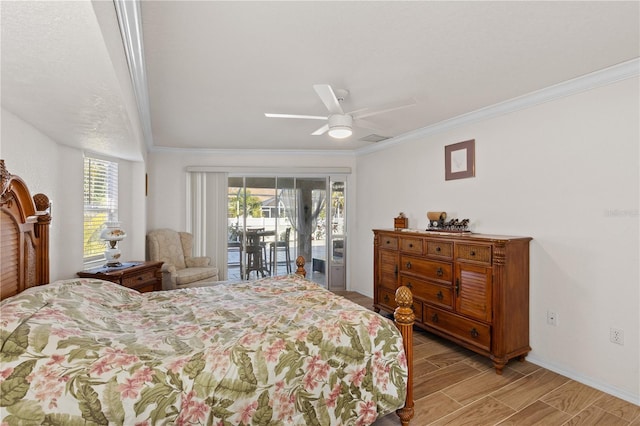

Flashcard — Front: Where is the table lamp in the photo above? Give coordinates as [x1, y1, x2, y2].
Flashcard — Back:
[100, 221, 126, 267]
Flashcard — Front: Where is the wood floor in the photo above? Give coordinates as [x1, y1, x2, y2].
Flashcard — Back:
[335, 291, 640, 426]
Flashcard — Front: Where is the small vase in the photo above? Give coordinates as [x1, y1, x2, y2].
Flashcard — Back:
[104, 242, 122, 267]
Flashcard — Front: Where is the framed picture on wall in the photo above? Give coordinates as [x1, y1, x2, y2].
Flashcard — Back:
[445, 139, 475, 180]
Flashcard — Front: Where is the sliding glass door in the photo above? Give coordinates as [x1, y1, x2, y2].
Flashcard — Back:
[226, 175, 346, 289]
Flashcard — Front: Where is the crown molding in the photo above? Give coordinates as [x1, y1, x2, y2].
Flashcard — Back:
[113, 0, 154, 150]
[356, 58, 640, 157]
[150, 145, 356, 157]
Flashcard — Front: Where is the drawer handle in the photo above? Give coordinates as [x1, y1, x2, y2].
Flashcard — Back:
[437, 290, 444, 301]
[384, 294, 390, 303]
[406, 282, 413, 289]
[410, 304, 416, 311]
[406, 261, 412, 269]
[431, 313, 439, 323]
[470, 250, 476, 256]
[470, 328, 479, 338]
[435, 246, 441, 252]
[409, 243, 413, 248]
[386, 240, 391, 245]
[137, 276, 144, 280]
[456, 278, 460, 296]
[436, 267, 443, 277]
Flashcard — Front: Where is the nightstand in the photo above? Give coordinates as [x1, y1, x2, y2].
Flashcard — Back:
[77, 261, 163, 293]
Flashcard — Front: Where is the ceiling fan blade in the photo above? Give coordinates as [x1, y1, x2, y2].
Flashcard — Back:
[311, 124, 329, 136]
[313, 84, 344, 115]
[351, 97, 417, 119]
[265, 113, 327, 120]
[354, 117, 384, 134]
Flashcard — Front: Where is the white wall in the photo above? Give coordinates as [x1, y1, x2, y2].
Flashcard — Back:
[352, 77, 639, 403]
[1, 109, 146, 279]
[2, 108, 71, 280]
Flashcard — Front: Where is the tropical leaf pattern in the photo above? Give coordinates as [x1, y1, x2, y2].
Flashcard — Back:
[0, 276, 407, 425]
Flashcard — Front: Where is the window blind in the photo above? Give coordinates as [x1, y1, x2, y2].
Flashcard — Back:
[83, 157, 118, 261]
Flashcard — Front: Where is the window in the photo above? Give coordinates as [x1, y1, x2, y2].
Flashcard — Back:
[83, 157, 118, 262]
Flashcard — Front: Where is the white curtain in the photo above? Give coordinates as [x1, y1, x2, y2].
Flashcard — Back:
[280, 188, 299, 234]
[186, 172, 206, 255]
[187, 172, 229, 280]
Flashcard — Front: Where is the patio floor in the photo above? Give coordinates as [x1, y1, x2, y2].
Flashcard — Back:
[227, 241, 327, 286]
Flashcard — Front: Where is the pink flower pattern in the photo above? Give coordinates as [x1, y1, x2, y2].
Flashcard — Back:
[176, 391, 210, 425]
[0, 367, 14, 381]
[237, 400, 258, 424]
[347, 366, 368, 388]
[264, 338, 286, 362]
[356, 400, 379, 426]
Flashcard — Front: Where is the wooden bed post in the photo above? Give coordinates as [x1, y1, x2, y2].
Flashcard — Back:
[33, 193, 52, 284]
[395, 285, 415, 425]
[295, 255, 307, 277]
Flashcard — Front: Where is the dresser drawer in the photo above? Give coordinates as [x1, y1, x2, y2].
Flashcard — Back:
[400, 255, 452, 284]
[134, 282, 158, 293]
[410, 300, 423, 322]
[377, 288, 396, 311]
[400, 276, 453, 309]
[426, 240, 453, 259]
[424, 306, 491, 351]
[379, 235, 398, 251]
[456, 243, 492, 265]
[123, 269, 157, 289]
[400, 237, 423, 254]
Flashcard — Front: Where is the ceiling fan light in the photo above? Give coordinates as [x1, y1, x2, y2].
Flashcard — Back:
[328, 126, 352, 139]
[327, 114, 353, 139]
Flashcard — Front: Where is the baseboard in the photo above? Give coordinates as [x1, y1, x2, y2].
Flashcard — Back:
[526, 354, 639, 406]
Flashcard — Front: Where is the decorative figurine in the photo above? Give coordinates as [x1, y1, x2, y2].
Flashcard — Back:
[394, 212, 408, 230]
[427, 213, 471, 233]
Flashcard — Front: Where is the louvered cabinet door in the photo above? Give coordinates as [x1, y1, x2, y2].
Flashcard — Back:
[378, 249, 399, 290]
[455, 263, 492, 323]
[373, 232, 399, 313]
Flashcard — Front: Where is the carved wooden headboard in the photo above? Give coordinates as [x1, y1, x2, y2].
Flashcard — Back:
[0, 160, 51, 301]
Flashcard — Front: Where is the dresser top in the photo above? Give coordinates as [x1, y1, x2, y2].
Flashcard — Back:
[373, 228, 532, 242]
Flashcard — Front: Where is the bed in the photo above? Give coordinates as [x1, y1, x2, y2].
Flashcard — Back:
[0, 160, 415, 425]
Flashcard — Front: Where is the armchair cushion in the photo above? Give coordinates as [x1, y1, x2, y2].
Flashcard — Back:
[185, 256, 211, 268]
[175, 267, 219, 286]
[147, 228, 219, 290]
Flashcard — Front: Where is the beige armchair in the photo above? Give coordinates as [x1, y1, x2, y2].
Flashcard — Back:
[147, 229, 219, 290]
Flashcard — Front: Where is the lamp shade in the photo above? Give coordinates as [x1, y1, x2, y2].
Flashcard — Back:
[100, 221, 126, 241]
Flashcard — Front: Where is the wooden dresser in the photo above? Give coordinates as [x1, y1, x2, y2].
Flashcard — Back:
[373, 229, 532, 373]
[77, 261, 163, 293]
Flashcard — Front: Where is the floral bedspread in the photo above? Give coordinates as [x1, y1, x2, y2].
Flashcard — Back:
[0, 275, 407, 425]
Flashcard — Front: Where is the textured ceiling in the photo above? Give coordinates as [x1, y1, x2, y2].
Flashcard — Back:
[1, 1, 144, 160]
[2, 1, 639, 157]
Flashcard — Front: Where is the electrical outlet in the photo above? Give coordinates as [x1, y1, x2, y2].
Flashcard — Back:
[546, 310, 557, 326]
[610, 328, 624, 345]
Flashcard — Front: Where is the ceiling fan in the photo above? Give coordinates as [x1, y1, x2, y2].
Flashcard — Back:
[265, 84, 416, 139]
